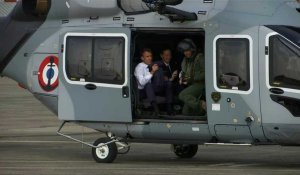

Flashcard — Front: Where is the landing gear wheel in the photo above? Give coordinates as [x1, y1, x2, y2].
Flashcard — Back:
[92, 138, 118, 163]
[172, 144, 198, 158]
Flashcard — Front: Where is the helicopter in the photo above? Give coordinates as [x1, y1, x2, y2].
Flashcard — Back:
[0, 0, 300, 163]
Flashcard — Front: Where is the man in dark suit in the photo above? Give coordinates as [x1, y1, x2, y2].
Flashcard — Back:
[153, 48, 179, 85]
[150, 48, 179, 115]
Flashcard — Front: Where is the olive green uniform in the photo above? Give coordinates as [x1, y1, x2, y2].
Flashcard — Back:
[179, 53, 205, 116]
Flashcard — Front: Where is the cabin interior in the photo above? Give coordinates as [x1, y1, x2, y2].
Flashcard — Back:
[131, 29, 207, 121]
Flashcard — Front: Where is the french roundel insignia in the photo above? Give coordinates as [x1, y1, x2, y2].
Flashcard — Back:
[38, 56, 59, 92]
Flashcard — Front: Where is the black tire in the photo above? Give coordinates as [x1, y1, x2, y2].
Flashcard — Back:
[172, 144, 198, 158]
[92, 138, 118, 163]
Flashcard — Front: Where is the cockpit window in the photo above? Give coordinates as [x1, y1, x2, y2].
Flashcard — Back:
[287, 26, 300, 46]
[266, 25, 300, 48]
[269, 35, 300, 90]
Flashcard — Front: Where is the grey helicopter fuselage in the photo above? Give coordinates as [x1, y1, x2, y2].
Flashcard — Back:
[1, 0, 300, 148]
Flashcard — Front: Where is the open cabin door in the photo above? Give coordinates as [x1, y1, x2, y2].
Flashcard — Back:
[58, 28, 132, 122]
[259, 26, 300, 144]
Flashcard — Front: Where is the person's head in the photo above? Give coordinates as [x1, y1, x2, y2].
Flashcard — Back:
[177, 38, 197, 58]
[141, 48, 153, 65]
[183, 50, 193, 58]
[160, 48, 172, 64]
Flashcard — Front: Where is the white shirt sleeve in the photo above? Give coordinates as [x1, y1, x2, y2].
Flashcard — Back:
[134, 64, 153, 88]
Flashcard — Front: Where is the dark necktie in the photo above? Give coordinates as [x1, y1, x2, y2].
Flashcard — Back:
[148, 65, 152, 72]
[167, 65, 171, 74]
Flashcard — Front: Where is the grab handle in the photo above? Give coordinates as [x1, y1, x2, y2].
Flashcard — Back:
[269, 88, 284, 95]
[85, 84, 97, 90]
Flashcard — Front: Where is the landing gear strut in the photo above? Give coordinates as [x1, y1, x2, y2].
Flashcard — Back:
[57, 122, 129, 163]
[172, 144, 198, 158]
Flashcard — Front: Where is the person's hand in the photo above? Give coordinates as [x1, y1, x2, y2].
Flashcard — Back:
[179, 77, 184, 85]
[179, 77, 188, 85]
[172, 70, 178, 78]
[151, 64, 159, 74]
[200, 100, 207, 112]
[170, 70, 178, 81]
[180, 76, 188, 85]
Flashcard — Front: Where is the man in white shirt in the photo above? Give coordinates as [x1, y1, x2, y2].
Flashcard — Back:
[134, 48, 173, 116]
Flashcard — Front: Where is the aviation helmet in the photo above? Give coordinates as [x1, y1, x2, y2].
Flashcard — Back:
[177, 38, 197, 54]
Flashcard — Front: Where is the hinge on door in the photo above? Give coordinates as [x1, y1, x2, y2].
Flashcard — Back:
[265, 46, 269, 55]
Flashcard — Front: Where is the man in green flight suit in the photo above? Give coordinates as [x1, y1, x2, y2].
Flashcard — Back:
[177, 39, 206, 116]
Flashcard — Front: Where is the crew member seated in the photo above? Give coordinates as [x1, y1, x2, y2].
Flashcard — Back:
[134, 48, 173, 116]
[177, 39, 206, 116]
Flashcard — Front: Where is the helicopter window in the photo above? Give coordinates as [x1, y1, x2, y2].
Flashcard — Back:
[266, 26, 300, 48]
[66, 37, 93, 80]
[65, 36, 125, 85]
[216, 38, 250, 91]
[269, 35, 300, 90]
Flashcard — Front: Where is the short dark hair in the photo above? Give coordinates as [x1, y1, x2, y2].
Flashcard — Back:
[140, 48, 152, 56]
[160, 48, 171, 55]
